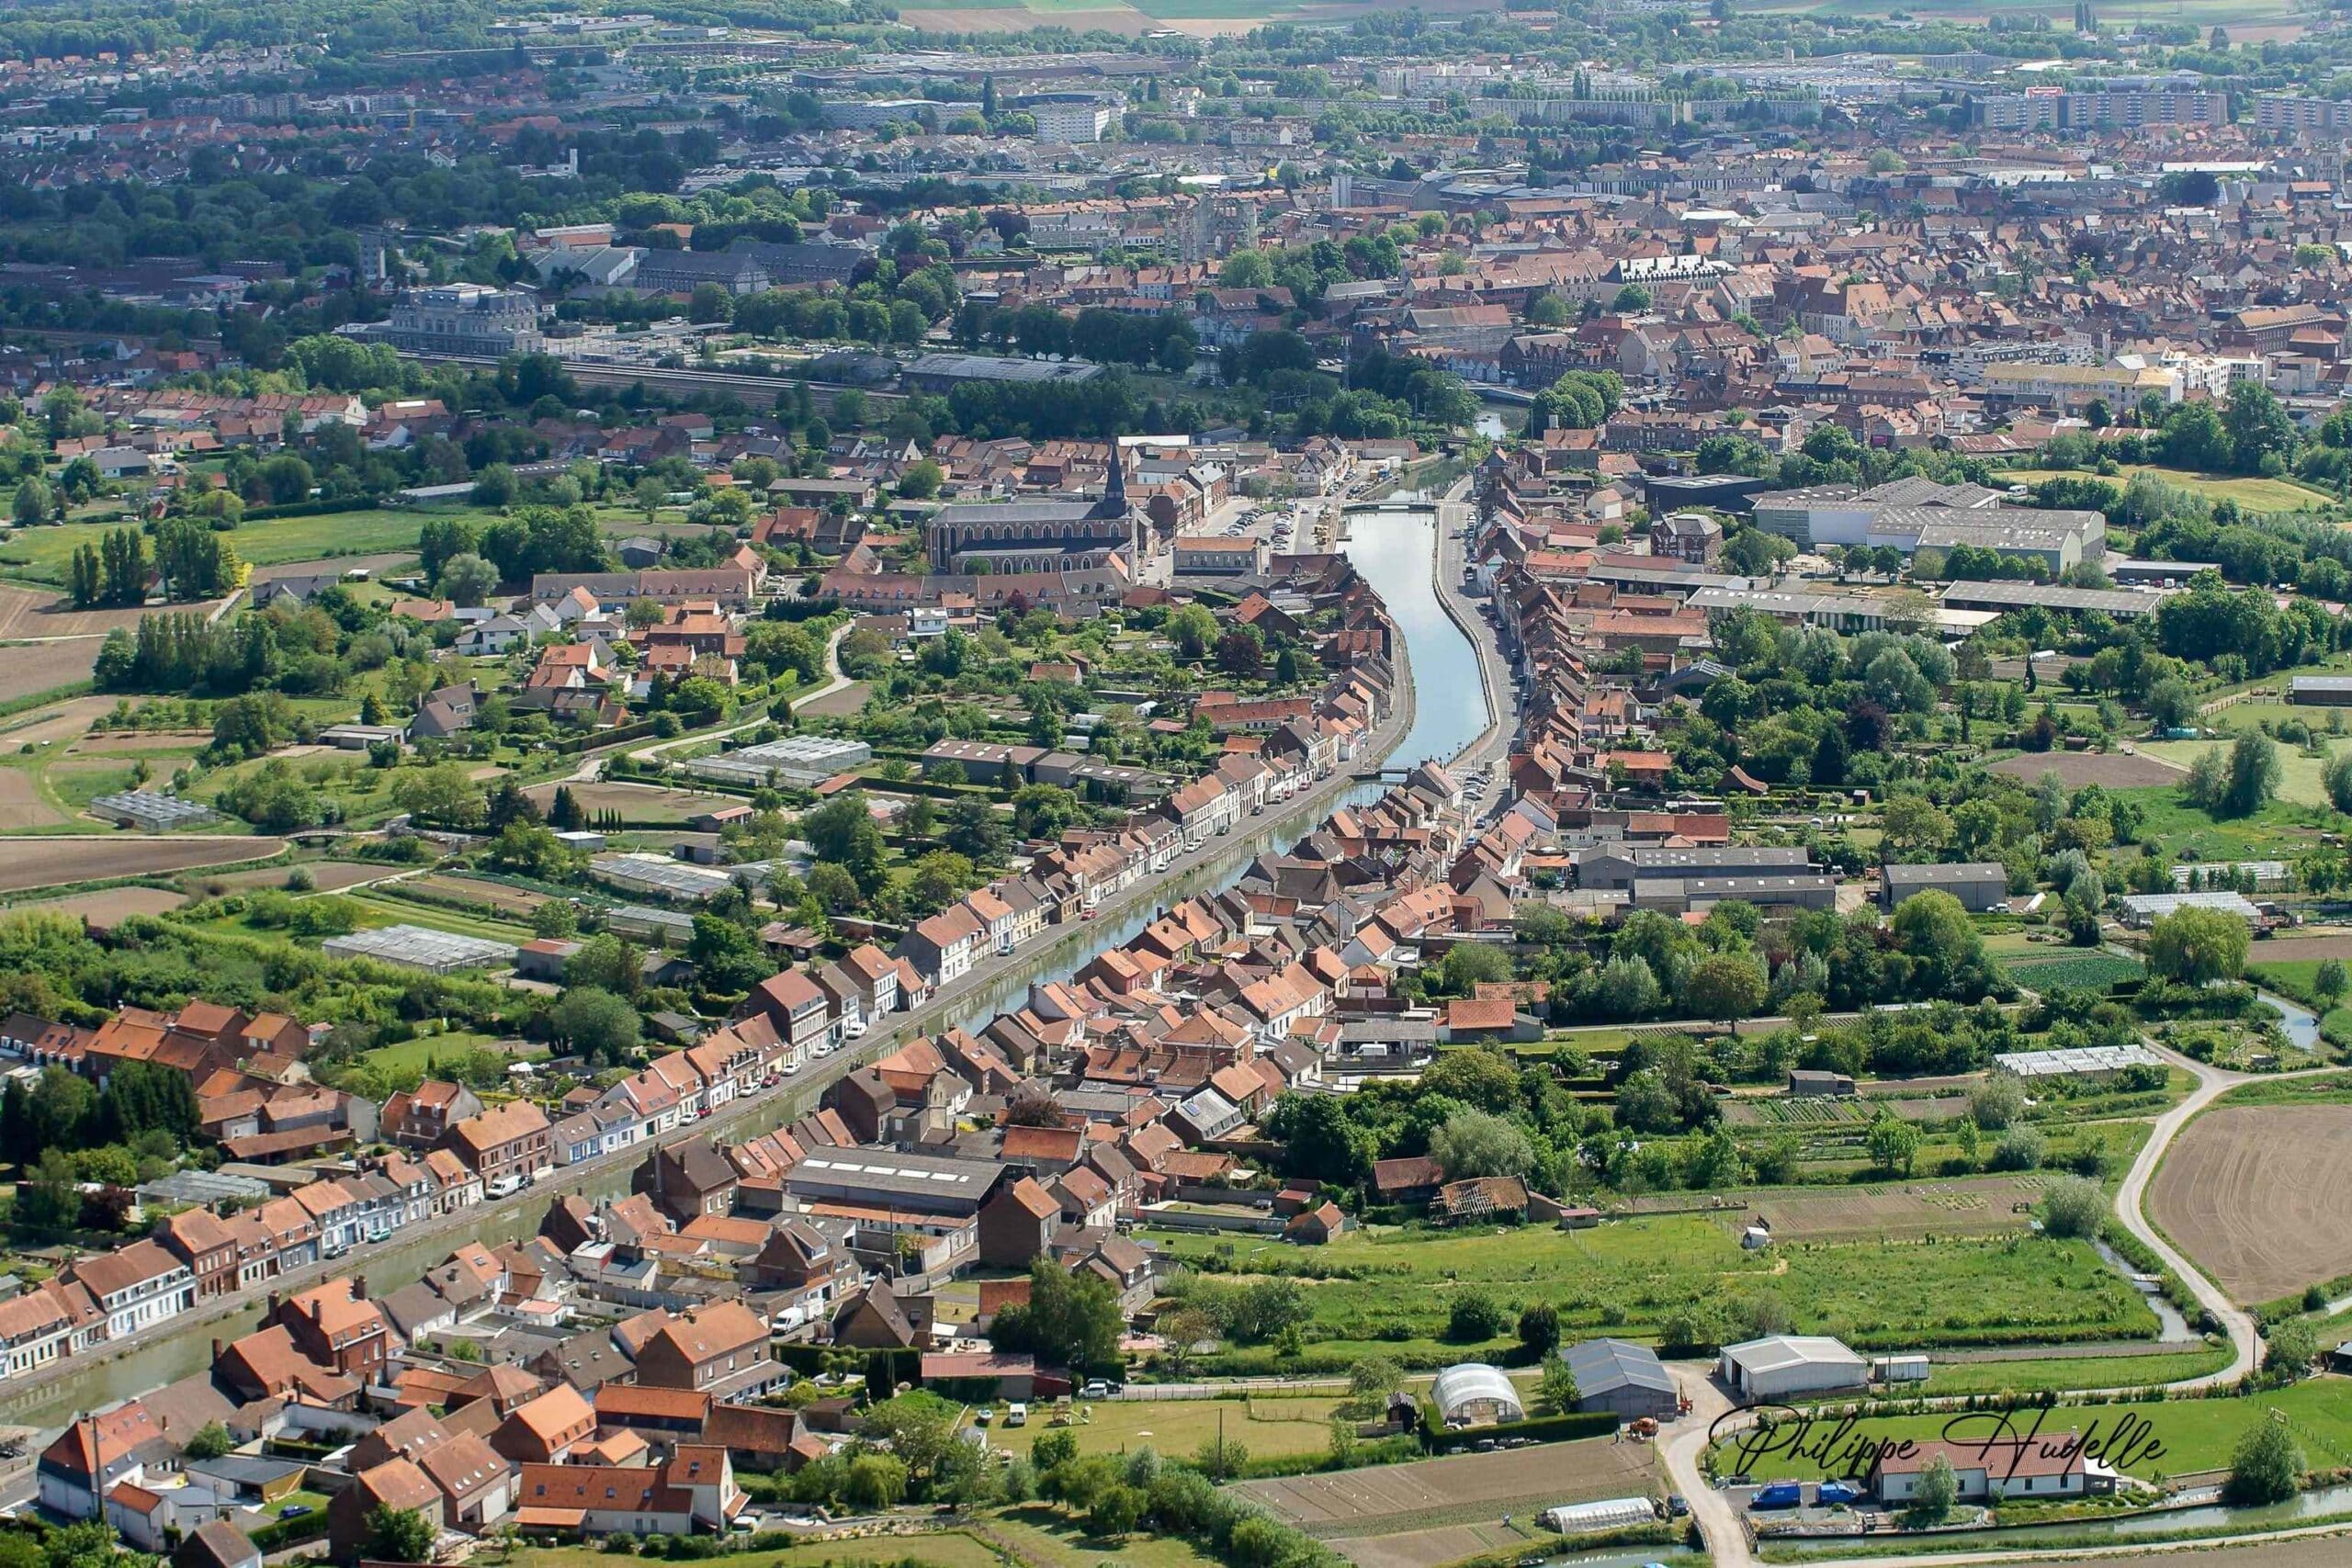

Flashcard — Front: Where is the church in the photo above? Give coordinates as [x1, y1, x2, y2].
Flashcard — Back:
[924, 443, 1157, 577]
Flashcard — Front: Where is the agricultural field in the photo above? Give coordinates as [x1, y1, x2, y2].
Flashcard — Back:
[1740, 1177, 2051, 1244]
[0, 510, 428, 590]
[0, 768, 65, 830]
[2111, 786, 2341, 864]
[2005, 952, 2147, 992]
[0, 835, 280, 893]
[979, 1506, 1224, 1568]
[1239, 1437, 1659, 1540]
[1712, 1380, 2352, 1484]
[398, 874, 551, 920]
[1988, 750, 2182, 791]
[1722, 1094, 1967, 1128]
[520, 779, 725, 822]
[2, 885, 188, 924]
[1146, 1212, 2159, 1360]
[0, 640, 100, 705]
[973, 1393, 1345, 1463]
[187, 860, 382, 895]
[0, 583, 203, 639]
[2147, 1103, 2352, 1304]
[0, 696, 115, 747]
[2000, 464, 2335, 514]
[1326, 1517, 1562, 1568]
[2248, 934, 2352, 964]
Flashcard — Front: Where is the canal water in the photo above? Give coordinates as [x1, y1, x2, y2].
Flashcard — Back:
[1, 510, 1498, 1437]
[1340, 506, 1491, 772]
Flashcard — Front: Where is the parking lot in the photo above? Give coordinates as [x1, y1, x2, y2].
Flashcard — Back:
[1720, 1476, 1887, 1529]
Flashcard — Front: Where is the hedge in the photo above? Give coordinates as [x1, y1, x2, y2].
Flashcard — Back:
[1419, 1406, 1618, 1454]
[244, 1509, 331, 1551]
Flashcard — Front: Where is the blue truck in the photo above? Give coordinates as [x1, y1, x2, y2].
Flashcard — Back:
[1748, 1482, 1804, 1511]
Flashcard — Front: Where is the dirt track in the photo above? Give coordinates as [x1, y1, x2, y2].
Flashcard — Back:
[2148, 1103, 2352, 1303]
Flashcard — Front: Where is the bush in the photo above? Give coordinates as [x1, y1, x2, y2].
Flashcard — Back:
[1447, 1290, 1509, 1343]
[1989, 1125, 2047, 1171]
[2040, 1175, 2106, 1238]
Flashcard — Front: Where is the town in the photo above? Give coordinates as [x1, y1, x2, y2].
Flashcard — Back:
[5, 2, 2352, 1568]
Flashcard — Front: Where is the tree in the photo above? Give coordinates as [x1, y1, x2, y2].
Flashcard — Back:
[2146, 905, 2249, 987]
[1088, 1483, 1145, 1540]
[366, 1506, 438, 1562]
[439, 552, 499, 606]
[1518, 1302, 1560, 1358]
[183, 1423, 234, 1461]
[11, 477, 50, 528]
[1167, 604, 1217, 662]
[1446, 1289, 1508, 1342]
[1683, 953, 1765, 1027]
[1346, 1356, 1404, 1415]
[990, 1255, 1124, 1377]
[898, 458, 943, 499]
[687, 914, 769, 994]
[1428, 1108, 1535, 1179]
[2264, 1317, 2318, 1382]
[2224, 1419, 2304, 1506]
[2146, 677, 2195, 732]
[1968, 1075, 2024, 1130]
[1908, 1455, 1959, 1524]
[2317, 959, 2348, 1011]
[1865, 1112, 1920, 1177]
[548, 986, 639, 1065]
[15, 1146, 77, 1233]
[1537, 1356, 1581, 1414]
[843, 1453, 909, 1509]
[2041, 1174, 2107, 1238]
[2222, 733, 2282, 817]
[2327, 752, 2352, 815]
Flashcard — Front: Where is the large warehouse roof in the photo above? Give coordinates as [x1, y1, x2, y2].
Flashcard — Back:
[1563, 1337, 1676, 1397]
[1721, 1336, 1864, 1377]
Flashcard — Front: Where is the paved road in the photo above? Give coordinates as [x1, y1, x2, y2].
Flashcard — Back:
[6, 542, 1423, 1425]
[1658, 1036, 2334, 1566]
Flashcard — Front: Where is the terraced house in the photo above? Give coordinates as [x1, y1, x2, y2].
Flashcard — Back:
[71, 1239, 195, 1339]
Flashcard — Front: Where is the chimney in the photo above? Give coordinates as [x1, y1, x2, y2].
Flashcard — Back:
[266, 1291, 280, 1317]
[355, 1274, 368, 1300]
[311, 1299, 323, 1325]
[211, 1338, 222, 1361]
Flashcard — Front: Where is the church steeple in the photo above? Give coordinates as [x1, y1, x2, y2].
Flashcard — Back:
[1093, 438, 1128, 519]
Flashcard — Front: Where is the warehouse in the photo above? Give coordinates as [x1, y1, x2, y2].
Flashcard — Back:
[2290, 674, 2352, 706]
[685, 736, 871, 787]
[1881, 861, 2007, 912]
[591, 853, 773, 903]
[1718, 1335, 1868, 1402]
[2114, 890, 2262, 929]
[322, 924, 518, 975]
[1561, 1338, 1680, 1423]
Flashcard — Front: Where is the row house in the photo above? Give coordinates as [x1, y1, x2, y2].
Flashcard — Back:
[0, 1288, 74, 1381]
[69, 1239, 194, 1340]
[899, 903, 986, 988]
[1162, 772, 1242, 849]
[444, 1099, 556, 1189]
[744, 970, 832, 1065]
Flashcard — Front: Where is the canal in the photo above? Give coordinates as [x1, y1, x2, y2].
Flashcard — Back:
[1340, 505, 1493, 772]
[1, 507, 1497, 1438]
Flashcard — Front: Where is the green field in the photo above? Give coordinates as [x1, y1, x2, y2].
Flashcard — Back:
[973, 1394, 1345, 1463]
[0, 509, 435, 588]
[2006, 952, 2146, 992]
[2003, 464, 2335, 516]
[515, 1536, 1010, 1568]
[1148, 1213, 2159, 1366]
[2143, 735, 2352, 810]
[1904, 1346, 2234, 1398]
[2113, 785, 2340, 863]
[356, 1031, 516, 1077]
[1713, 1380, 2352, 1484]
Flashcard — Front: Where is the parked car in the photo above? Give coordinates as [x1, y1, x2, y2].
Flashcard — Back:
[1081, 1380, 1115, 1399]
[1816, 1481, 1862, 1506]
[1005, 1403, 1027, 1427]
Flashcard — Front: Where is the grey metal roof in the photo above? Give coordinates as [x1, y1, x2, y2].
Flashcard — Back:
[1564, 1337, 1676, 1397]
[1883, 861, 2004, 885]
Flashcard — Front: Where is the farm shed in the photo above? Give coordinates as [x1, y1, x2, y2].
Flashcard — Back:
[1718, 1336, 1868, 1401]
[1881, 861, 2007, 912]
[1430, 1363, 1524, 1427]
[1561, 1338, 1679, 1423]
[2290, 674, 2352, 705]
[321, 924, 517, 974]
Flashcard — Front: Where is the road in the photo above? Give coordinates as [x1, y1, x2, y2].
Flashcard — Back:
[1429, 478, 1517, 778]
[4, 578, 1420, 1430]
[1658, 1036, 2326, 1567]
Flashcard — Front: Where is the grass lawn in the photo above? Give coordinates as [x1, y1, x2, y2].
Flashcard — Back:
[1712, 1380, 2352, 1483]
[1148, 1213, 2158, 1367]
[2142, 736, 2352, 810]
[973, 1394, 1344, 1463]
[984, 1504, 1224, 1568]
[357, 1031, 515, 1077]
[0, 509, 435, 589]
[2003, 464, 2335, 515]
[2110, 785, 2339, 863]
[1901, 1346, 2234, 1398]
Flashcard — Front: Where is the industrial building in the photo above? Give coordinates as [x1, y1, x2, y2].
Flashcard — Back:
[1881, 862, 2007, 912]
[375, 284, 544, 357]
[1560, 1338, 1680, 1423]
[684, 736, 872, 787]
[1718, 1335, 1869, 1401]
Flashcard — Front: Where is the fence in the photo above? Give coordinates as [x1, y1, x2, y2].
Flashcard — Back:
[1113, 1377, 1351, 1400]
